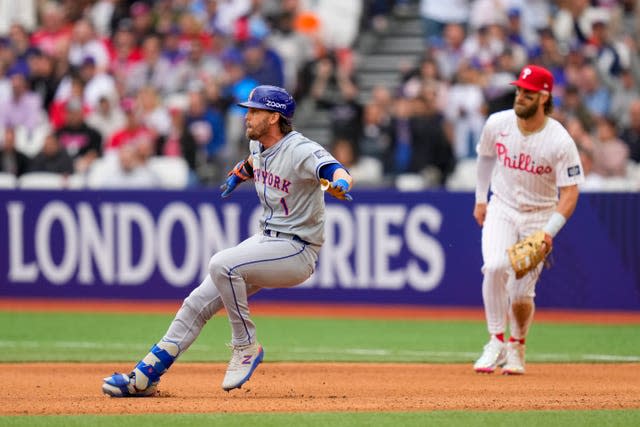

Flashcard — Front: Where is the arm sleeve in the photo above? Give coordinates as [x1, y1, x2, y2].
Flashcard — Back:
[475, 155, 496, 203]
[319, 162, 348, 181]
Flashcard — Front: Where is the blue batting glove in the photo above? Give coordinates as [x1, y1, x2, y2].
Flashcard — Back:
[320, 178, 353, 201]
[220, 174, 242, 198]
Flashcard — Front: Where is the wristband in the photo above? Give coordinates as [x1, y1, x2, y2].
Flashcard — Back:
[542, 212, 566, 237]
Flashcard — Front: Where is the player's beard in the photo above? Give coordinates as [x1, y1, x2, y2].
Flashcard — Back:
[514, 101, 539, 119]
[246, 117, 269, 140]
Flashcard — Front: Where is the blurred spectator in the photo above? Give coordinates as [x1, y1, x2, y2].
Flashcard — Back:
[591, 115, 629, 178]
[359, 85, 394, 160]
[109, 24, 143, 87]
[469, 0, 508, 31]
[156, 106, 198, 186]
[8, 24, 35, 74]
[49, 75, 91, 130]
[106, 97, 155, 152]
[219, 48, 258, 164]
[310, 52, 362, 148]
[483, 49, 518, 115]
[407, 84, 455, 186]
[28, 132, 74, 175]
[173, 37, 223, 93]
[0, 69, 46, 132]
[242, 37, 284, 87]
[619, 99, 640, 163]
[579, 64, 611, 119]
[0, 127, 30, 177]
[461, 25, 504, 70]
[86, 96, 127, 144]
[30, 1, 72, 57]
[552, 0, 595, 49]
[0, 0, 36, 35]
[584, 8, 627, 81]
[78, 55, 119, 110]
[185, 84, 226, 184]
[27, 49, 59, 111]
[444, 61, 486, 159]
[557, 84, 595, 134]
[313, 0, 363, 56]
[55, 97, 102, 173]
[610, 68, 640, 129]
[97, 143, 160, 188]
[137, 85, 171, 137]
[577, 143, 606, 192]
[126, 34, 176, 96]
[432, 23, 466, 82]
[385, 97, 413, 175]
[331, 137, 383, 186]
[400, 56, 449, 113]
[233, 0, 271, 43]
[267, 10, 314, 94]
[68, 18, 110, 73]
[419, 0, 469, 46]
[88, 0, 117, 38]
[129, 1, 155, 43]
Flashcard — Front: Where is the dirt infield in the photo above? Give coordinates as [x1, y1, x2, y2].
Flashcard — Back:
[1, 362, 640, 415]
[2, 299, 640, 415]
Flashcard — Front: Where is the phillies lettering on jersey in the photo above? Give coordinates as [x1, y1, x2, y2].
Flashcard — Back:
[253, 168, 291, 193]
[477, 109, 584, 211]
[496, 143, 553, 175]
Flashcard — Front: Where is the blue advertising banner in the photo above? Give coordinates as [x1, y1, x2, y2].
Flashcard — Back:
[0, 189, 639, 310]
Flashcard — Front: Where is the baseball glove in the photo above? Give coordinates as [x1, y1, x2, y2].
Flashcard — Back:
[507, 230, 551, 279]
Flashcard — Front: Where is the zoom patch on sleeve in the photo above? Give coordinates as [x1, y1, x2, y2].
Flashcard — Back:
[314, 149, 330, 159]
[567, 165, 581, 177]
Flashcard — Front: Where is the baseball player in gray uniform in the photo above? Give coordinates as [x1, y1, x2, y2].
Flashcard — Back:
[102, 85, 353, 396]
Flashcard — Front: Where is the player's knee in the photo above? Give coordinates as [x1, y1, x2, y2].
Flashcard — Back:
[482, 259, 510, 280]
[208, 253, 232, 281]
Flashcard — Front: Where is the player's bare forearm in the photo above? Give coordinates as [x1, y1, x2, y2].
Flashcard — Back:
[332, 168, 353, 190]
[556, 184, 579, 219]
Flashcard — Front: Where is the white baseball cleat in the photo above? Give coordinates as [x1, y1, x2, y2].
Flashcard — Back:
[473, 336, 507, 373]
[502, 341, 526, 375]
[221, 342, 264, 391]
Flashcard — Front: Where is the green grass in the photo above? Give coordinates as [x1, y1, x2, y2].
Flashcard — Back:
[1, 410, 639, 427]
[0, 311, 639, 363]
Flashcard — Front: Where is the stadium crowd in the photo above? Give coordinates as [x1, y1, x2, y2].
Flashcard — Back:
[0, 0, 639, 191]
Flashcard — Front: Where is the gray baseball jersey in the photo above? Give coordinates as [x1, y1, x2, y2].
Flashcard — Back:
[159, 131, 340, 351]
[250, 130, 337, 246]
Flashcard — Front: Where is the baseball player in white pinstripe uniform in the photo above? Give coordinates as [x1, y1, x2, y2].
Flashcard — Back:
[102, 85, 354, 396]
[472, 65, 584, 375]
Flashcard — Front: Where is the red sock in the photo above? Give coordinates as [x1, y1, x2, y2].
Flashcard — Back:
[494, 333, 505, 342]
[509, 337, 525, 344]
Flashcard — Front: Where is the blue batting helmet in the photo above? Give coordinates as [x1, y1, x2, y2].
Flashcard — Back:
[237, 85, 295, 119]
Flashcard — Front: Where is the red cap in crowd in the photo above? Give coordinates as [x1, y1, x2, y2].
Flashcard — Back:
[510, 65, 553, 93]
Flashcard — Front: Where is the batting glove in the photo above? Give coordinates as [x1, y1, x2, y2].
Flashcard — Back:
[220, 174, 242, 198]
[320, 178, 353, 201]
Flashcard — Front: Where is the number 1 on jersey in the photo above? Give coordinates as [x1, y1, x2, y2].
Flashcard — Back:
[280, 197, 289, 215]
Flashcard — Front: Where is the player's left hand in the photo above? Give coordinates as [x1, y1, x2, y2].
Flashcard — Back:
[220, 174, 242, 198]
[320, 178, 353, 201]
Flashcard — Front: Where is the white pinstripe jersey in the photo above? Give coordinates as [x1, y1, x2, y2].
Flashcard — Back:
[249, 131, 338, 245]
[477, 109, 584, 211]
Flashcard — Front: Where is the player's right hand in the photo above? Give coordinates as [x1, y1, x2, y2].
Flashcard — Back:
[320, 178, 353, 201]
[220, 174, 242, 198]
[473, 203, 487, 227]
